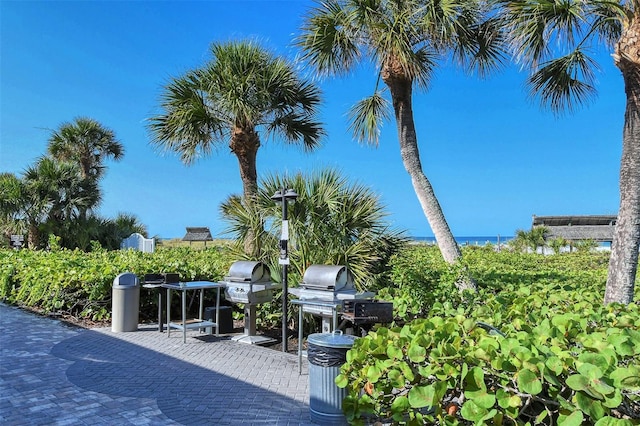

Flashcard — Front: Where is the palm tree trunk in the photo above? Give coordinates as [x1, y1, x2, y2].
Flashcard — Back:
[230, 127, 261, 256]
[27, 221, 40, 249]
[382, 63, 475, 291]
[605, 23, 640, 305]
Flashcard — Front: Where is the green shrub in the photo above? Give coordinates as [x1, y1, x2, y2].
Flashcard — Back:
[339, 246, 640, 424]
[0, 246, 234, 321]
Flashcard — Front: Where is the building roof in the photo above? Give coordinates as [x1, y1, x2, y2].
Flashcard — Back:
[532, 215, 617, 227]
[532, 215, 616, 242]
[182, 227, 213, 242]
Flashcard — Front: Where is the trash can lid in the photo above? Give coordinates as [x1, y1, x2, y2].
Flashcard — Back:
[307, 331, 357, 348]
[113, 273, 139, 287]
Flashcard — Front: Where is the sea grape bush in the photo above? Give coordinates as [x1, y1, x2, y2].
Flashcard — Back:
[338, 304, 640, 424]
[0, 246, 233, 320]
[341, 246, 640, 424]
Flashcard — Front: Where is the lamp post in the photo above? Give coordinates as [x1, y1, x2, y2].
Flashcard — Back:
[271, 188, 298, 353]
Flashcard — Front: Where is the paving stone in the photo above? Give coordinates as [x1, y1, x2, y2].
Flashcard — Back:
[0, 303, 325, 425]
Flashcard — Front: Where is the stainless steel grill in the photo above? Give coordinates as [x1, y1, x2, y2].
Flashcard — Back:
[218, 261, 280, 345]
[291, 265, 374, 333]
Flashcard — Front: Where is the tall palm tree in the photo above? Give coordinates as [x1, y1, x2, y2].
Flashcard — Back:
[148, 39, 325, 255]
[297, 0, 507, 290]
[497, 0, 638, 304]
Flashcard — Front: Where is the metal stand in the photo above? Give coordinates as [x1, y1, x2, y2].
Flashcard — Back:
[231, 304, 276, 345]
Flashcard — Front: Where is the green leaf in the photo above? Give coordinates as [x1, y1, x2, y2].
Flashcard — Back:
[466, 366, 486, 390]
[602, 389, 622, 409]
[566, 374, 589, 391]
[496, 388, 521, 409]
[465, 387, 496, 409]
[335, 373, 348, 388]
[576, 391, 605, 419]
[536, 410, 548, 424]
[399, 361, 415, 382]
[460, 400, 488, 422]
[577, 362, 604, 380]
[610, 366, 640, 390]
[545, 356, 564, 375]
[517, 368, 543, 395]
[408, 343, 426, 363]
[595, 416, 636, 426]
[591, 378, 615, 397]
[391, 395, 410, 414]
[408, 384, 437, 408]
[366, 365, 382, 383]
[387, 345, 403, 360]
[388, 369, 405, 388]
[558, 411, 584, 426]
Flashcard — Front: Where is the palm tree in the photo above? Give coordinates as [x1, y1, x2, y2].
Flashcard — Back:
[220, 168, 408, 288]
[297, 0, 507, 291]
[47, 117, 122, 221]
[48, 117, 124, 181]
[0, 173, 27, 246]
[22, 157, 101, 249]
[148, 39, 325, 255]
[497, 0, 638, 304]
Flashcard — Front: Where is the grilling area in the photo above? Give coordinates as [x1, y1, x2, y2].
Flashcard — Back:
[138, 262, 393, 350]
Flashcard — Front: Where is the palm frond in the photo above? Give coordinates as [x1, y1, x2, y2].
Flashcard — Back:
[452, 16, 509, 78]
[148, 71, 227, 165]
[267, 112, 325, 151]
[296, 0, 362, 76]
[588, 0, 625, 49]
[347, 91, 391, 146]
[527, 49, 599, 114]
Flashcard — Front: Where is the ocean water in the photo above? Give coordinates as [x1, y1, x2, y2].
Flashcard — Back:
[412, 236, 514, 246]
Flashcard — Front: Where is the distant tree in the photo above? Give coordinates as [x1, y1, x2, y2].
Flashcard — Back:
[297, 0, 507, 291]
[22, 157, 101, 248]
[0, 173, 27, 246]
[47, 117, 123, 221]
[48, 117, 124, 181]
[148, 40, 325, 256]
[510, 226, 549, 253]
[548, 236, 569, 254]
[574, 238, 599, 254]
[497, 0, 638, 304]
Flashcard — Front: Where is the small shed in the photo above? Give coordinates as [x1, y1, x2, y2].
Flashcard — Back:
[182, 227, 214, 247]
[532, 215, 616, 243]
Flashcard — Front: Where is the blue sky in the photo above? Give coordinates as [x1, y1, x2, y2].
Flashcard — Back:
[1, 0, 625, 239]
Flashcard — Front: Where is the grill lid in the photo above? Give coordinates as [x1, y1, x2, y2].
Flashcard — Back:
[301, 265, 353, 291]
[224, 261, 272, 283]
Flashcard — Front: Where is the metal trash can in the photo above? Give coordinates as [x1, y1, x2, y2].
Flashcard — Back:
[308, 331, 357, 425]
[111, 272, 140, 332]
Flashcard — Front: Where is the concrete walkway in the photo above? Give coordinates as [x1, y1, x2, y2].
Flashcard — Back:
[0, 303, 313, 425]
